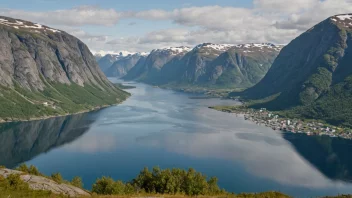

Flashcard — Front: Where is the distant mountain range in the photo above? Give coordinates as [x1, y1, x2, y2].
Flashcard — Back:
[98, 44, 283, 89]
[237, 14, 352, 127]
[0, 16, 129, 121]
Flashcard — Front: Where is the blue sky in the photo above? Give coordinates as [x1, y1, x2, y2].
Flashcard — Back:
[0, 0, 350, 54]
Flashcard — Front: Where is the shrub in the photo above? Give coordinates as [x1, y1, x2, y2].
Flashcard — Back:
[16, 164, 29, 173]
[51, 173, 63, 184]
[28, 165, 41, 176]
[6, 174, 29, 190]
[71, 176, 83, 188]
[92, 176, 117, 195]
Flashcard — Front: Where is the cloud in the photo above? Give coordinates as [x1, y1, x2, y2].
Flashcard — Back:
[3, 1, 350, 52]
[0, 5, 119, 26]
[69, 29, 108, 42]
[274, 0, 352, 30]
[253, 0, 318, 13]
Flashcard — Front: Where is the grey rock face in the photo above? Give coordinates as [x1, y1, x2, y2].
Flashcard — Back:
[0, 16, 114, 91]
[123, 47, 191, 82]
[97, 54, 121, 72]
[0, 168, 91, 197]
[123, 43, 282, 88]
[105, 53, 146, 78]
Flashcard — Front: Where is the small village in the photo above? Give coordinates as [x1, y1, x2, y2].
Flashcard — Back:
[222, 107, 352, 139]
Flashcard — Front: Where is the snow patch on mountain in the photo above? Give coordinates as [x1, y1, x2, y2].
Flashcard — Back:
[152, 46, 191, 55]
[195, 43, 234, 51]
[336, 14, 352, 21]
[0, 17, 60, 33]
[331, 14, 352, 28]
[234, 43, 284, 52]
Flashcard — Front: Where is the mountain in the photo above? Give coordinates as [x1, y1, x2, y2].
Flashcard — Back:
[123, 43, 282, 89]
[105, 53, 148, 78]
[177, 43, 282, 88]
[0, 16, 129, 121]
[97, 54, 121, 72]
[96, 51, 139, 72]
[123, 46, 191, 82]
[167, 43, 235, 84]
[239, 14, 352, 127]
[94, 54, 103, 62]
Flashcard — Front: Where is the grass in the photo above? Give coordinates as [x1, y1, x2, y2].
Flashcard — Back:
[0, 81, 130, 121]
[114, 83, 136, 90]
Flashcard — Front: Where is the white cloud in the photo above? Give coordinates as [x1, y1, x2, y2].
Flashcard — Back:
[253, 0, 318, 13]
[2, 0, 351, 52]
[0, 6, 119, 26]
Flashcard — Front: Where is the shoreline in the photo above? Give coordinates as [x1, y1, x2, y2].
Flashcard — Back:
[0, 98, 128, 124]
[210, 106, 352, 140]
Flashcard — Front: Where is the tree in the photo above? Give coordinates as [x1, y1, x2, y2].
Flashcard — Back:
[71, 176, 83, 188]
[51, 173, 63, 183]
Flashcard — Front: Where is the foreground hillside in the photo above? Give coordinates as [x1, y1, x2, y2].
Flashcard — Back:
[0, 165, 291, 198]
[236, 14, 352, 127]
[0, 16, 129, 121]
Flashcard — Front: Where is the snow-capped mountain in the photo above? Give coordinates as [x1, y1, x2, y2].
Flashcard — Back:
[122, 43, 283, 88]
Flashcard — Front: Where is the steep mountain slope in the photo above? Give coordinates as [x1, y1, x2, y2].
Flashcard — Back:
[152, 43, 282, 88]
[97, 54, 121, 72]
[0, 16, 129, 121]
[123, 46, 191, 82]
[177, 43, 234, 83]
[198, 43, 282, 88]
[94, 54, 103, 62]
[105, 53, 148, 78]
[239, 14, 352, 127]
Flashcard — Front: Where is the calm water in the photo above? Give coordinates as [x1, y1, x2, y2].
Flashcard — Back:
[1, 80, 352, 197]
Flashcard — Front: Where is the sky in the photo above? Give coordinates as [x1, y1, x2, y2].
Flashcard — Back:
[0, 0, 351, 54]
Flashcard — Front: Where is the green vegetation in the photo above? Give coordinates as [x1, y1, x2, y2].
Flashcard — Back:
[0, 81, 130, 122]
[114, 83, 136, 90]
[51, 173, 64, 184]
[1, 165, 294, 198]
[71, 176, 83, 188]
[0, 173, 66, 198]
[93, 167, 226, 196]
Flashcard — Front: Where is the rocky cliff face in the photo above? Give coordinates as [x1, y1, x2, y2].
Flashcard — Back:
[0, 16, 129, 121]
[123, 46, 191, 82]
[97, 54, 121, 72]
[123, 43, 282, 89]
[105, 53, 147, 78]
[204, 43, 283, 88]
[240, 14, 352, 127]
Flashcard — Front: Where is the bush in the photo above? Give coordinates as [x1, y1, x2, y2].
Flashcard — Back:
[16, 164, 29, 173]
[71, 176, 83, 188]
[28, 165, 41, 176]
[92, 176, 118, 195]
[51, 173, 63, 184]
[92, 167, 226, 196]
[6, 174, 29, 190]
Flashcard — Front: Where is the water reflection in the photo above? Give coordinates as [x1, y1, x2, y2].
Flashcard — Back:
[0, 113, 94, 168]
[1, 81, 352, 197]
[283, 133, 352, 182]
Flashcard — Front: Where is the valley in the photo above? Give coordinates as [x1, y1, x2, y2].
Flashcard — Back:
[0, 3, 352, 197]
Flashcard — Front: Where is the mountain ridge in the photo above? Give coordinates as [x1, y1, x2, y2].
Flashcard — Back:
[237, 14, 352, 127]
[0, 16, 129, 121]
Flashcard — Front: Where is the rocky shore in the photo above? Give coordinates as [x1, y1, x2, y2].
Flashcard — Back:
[0, 168, 90, 197]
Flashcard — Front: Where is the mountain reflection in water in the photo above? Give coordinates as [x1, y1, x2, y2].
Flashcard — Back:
[1, 81, 352, 197]
[0, 113, 94, 168]
[283, 132, 352, 182]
